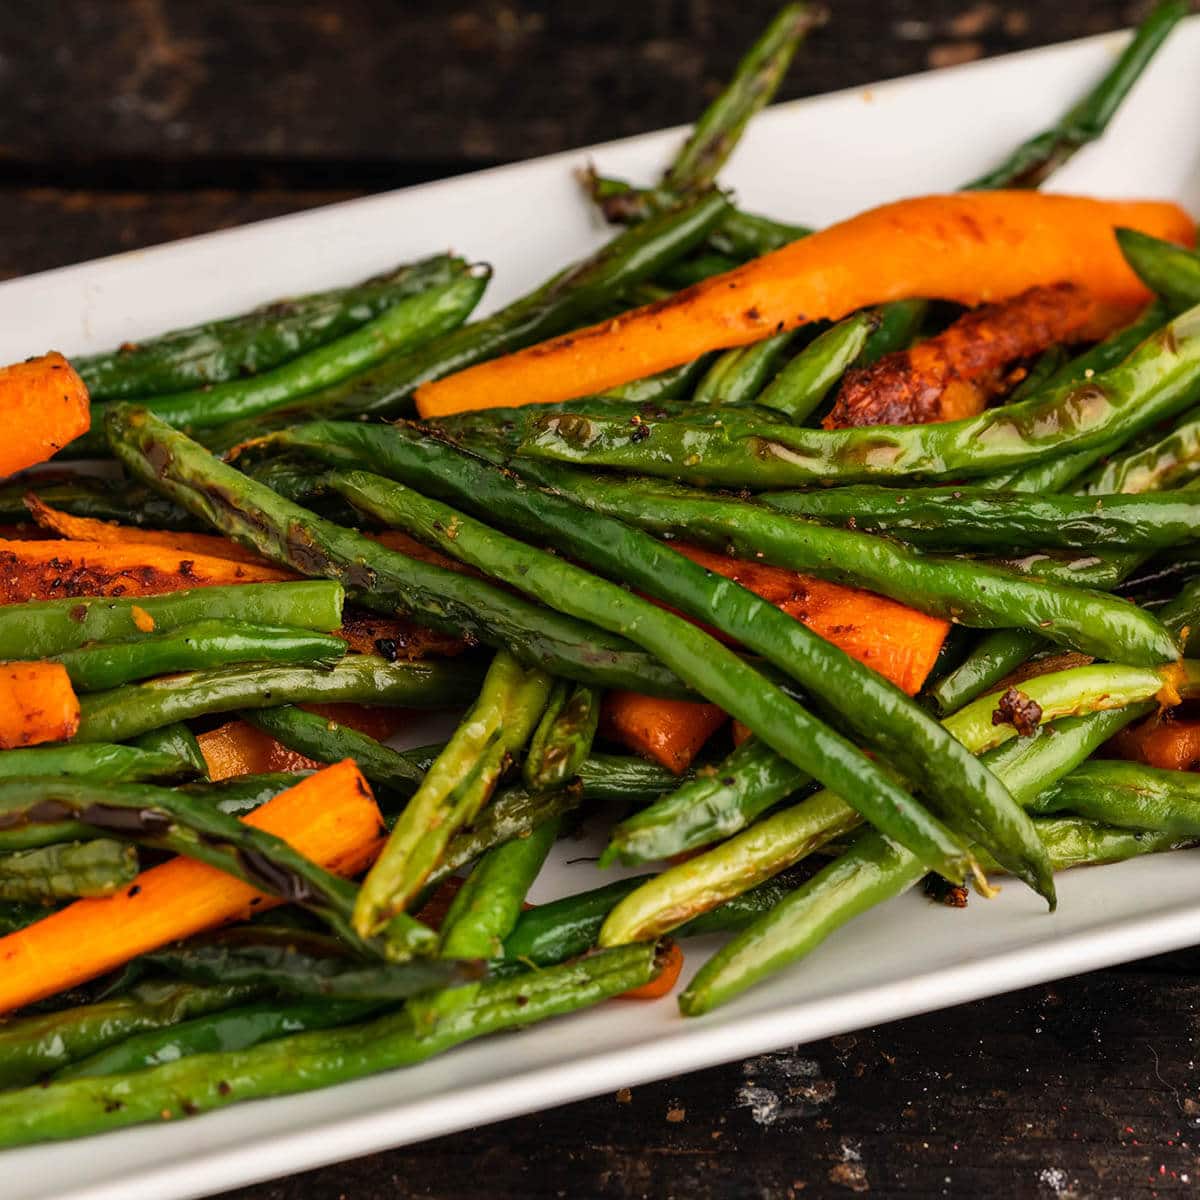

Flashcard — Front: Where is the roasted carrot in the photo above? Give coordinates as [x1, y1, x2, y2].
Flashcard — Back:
[1109, 714, 1200, 771]
[0, 661, 79, 749]
[0, 760, 384, 1013]
[335, 609, 469, 660]
[197, 719, 324, 780]
[0, 537, 293, 604]
[0, 352, 90, 476]
[621, 940, 683, 999]
[23, 495, 272, 566]
[825, 283, 1097, 428]
[415, 192, 1193, 416]
[600, 692, 727, 774]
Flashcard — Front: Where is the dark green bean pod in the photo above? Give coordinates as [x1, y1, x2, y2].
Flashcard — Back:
[1029, 759, 1200, 834]
[927, 630, 1045, 716]
[1158, 577, 1200, 654]
[130, 722, 209, 779]
[1087, 408, 1200, 495]
[178, 773, 308, 819]
[55, 995, 381, 1081]
[519, 304, 1200, 486]
[1117, 227, 1200, 309]
[1008, 346, 1070, 401]
[0, 980, 262, 1089]
[765, 485, 1200, 551]
[982, 548, 1140, 590]
[77, 269, 487, 451]
[145, 926, 479, 999]
[471, 464, 1175, 666]
[522, 681, 601, 792]
[307, 429, 1051, 900]
[108, 406, 690, 697]
[692, 329, 804, 407]
[0, 900, 55, 935]
[0, 579, 345, 661]
[963, 2, 1188, 188]
[0, 743, 190, 785]
[598, 355, 714, 404]
[51, 620, 347, 692]
[73, 656, 481, 744]
[602, 737, 810, 866]
[656, 254, 742, 288]
[440, 817, 561, 959]
[242, 705, 427, 794]
[0, 840, 138, 902]
[1, 476, 197, 530]
[0, 942, 660, 1146]
[73, 255, 468, 400]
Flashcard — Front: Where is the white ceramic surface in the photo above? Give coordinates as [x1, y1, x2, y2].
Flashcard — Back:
[4, 21, 1200, 1200]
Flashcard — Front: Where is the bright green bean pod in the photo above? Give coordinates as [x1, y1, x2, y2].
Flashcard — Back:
[692, 329, 803, 406]
[51, 620, 346, 692]
[79, 268, 487, 448]
[318, 461, 976, 890]
[765, 485, 1200, 551]
[1088, 408, 1200, 495]
[440, 817, 561, 959]
[0, 580, 345, 661]
[0, 980, 261, 1089]
[1029, 760, 1200, 835]
[56, 995, 380, 1081]
[519, 304, 1200, 486]
[523, 681, 600, 792]
[355, 651, 554, 940]
[1117, 227, 1200, 309]
[927, 630, 1044, 716]
[756, 311, 877, 420]
[1024, 817, 1189, 870]
[130, 722, 209, 779]
[963, 2, 1188, 188]
[0, 942, 659, 1146]
[602, 736, 809, 866]
[241, 706, 428, 794]
[73, 256, 467, 400]
[0, 743, 189, 784]
[0, 840, 138, 901]
[73, 656, 481, 744]
[679, 700, 1148, 1014]
[109, 406, 688, 697]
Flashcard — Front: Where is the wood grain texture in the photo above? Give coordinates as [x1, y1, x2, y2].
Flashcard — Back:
[3, 3, 1198, 1196]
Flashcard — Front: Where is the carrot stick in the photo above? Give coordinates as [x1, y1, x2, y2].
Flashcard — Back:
[600, 692, 727, 774]
[23, 494, 272, 566]
[0, 760, 384, 1013]
[415, 192, 1194, 416]
[621, 939, 683, 999]
[197, 718, 324, 780]
[0, 537, 293, 604]
[0, 352, 90, 476]
[0, 661, 79, 748]
[1109, 715, 1200, 771]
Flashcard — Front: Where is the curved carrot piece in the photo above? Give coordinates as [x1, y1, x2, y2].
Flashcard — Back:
[415, 192, 1194, 416]
[621, 940, 683, 999]
[0, 760, 384, 1013]
[0, 353, 90, 476]
[0, 661, 79, 748]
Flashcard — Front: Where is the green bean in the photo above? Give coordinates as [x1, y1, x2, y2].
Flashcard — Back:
[927, 630, 1044, 716]
[766, 485, 1200, 551]
[520, 304, 1200, 486]
[0, 743, 189, 785]
[756, 311, 876, 421]
[1, 476, 197, 530]
[0, 900, 54, 935]
[494, 465, 1177, 666]
[0, 579, 345, 661]
[602, 737, 809, 866]
[440, 817, 560, 959]
[1157, 577, 1200, 653]
[963, 2, 1188, 188]
[78, 268, 487, 450]
[679, 700, 1148, 1014]
[51, 620, 346, 692]
[1009, 346, 1070, 401]
[1117, 228, 1200, 309]
[355, 651, 552, 941]
[298, 429, 1046, 895]
[692, 329, 804, 406]
[109, 406, 689, 697]
[1028, 759, 1200, 835]
[178, 773, 306, 818]
[73, 256, 467, 400]
[599, 355, 714, 404]
[74, 656, 480, 744]
[56, 995, 380, 1081]
[1023, 817, 1189, 870]
[319, 460, 977, 888]
[656, 254, 741, 289]
[0, 980, 261, 1089]
[0, 942, 659, 1146]
[1087, 408, 1200, 495]
[983, 547, 1140, 590]
[0, 840, 138, 901]
[523, 682, 600, 792]
[130, 722, 209, 779]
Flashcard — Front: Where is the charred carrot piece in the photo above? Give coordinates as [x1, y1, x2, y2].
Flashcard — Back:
[0, 353, 90, 476]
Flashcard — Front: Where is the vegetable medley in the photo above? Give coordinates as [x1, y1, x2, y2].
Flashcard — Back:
[1, 0, 1199, 1145]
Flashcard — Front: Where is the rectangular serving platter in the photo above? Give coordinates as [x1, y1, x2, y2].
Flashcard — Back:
[4, 20, 1200, 1200]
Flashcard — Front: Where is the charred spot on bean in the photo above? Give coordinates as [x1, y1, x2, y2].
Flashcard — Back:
[991, 687, 1043, 737]
[79, 803, 174, 837]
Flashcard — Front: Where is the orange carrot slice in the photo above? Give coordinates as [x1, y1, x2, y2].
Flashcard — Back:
[0, 353, 90, 475]
[600, 692, 727, 775]
[0, 661, 79, 748]
[621, 940, 684, 999]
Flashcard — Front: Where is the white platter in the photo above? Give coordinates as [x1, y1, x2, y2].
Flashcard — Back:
[5, 20, 1200, 1200]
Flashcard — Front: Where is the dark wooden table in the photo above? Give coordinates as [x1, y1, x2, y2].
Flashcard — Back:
[4, 3, 1199, 1195]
